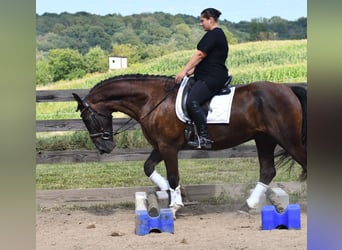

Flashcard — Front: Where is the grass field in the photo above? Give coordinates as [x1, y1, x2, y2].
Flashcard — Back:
[36, 157, 303, 190]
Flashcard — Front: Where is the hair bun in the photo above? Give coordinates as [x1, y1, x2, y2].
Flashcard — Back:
[201, 8, 222, 21]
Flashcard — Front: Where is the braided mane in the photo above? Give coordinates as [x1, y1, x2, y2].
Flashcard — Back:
[89, 74, 174, 93]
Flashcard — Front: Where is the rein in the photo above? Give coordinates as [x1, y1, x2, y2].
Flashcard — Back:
[113, 118, 136, 136]
[139, 83, 178, 121]
[113, 82, 178, 136]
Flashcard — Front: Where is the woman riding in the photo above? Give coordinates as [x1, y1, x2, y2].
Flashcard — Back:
[175, 8, 229, 149]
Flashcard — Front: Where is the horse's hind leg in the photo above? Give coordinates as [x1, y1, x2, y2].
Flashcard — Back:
[280, 140, 307, 181]
[242, 134, 277, 211]
[255, 134, 277, 185]
[144, 149, 169, 191]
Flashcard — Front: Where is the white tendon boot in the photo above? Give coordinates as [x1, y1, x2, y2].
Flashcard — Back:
[169, 185, 184, 220]
[246, 182, 269, 209]
[149, 170, 169, 191]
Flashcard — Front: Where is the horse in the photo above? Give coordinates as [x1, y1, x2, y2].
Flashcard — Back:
[72, 74, 307, 218]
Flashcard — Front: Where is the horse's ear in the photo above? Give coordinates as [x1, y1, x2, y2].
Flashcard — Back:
[72, 93, 84, 112]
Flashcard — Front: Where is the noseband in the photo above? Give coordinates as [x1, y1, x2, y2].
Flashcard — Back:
[81, 100, 113, 140]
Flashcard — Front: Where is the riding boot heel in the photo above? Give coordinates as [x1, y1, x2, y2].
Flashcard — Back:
[187, 136, 213, 149]
[199, 137, 213, 149]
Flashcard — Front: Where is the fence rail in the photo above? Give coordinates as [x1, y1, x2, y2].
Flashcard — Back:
[36, 89, 89, 102]
[36, 118, 141, 132]
[36, 146, 258, 164]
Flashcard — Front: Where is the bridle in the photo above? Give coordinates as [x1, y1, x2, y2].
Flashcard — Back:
[81, 100, 113, 140]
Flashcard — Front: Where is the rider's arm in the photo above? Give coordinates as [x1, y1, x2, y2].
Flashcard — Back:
[186, 67, 195, 76]
[175, 50, 207, 83]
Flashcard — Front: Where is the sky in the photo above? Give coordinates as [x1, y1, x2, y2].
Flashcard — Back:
[36, 0, 307, 23]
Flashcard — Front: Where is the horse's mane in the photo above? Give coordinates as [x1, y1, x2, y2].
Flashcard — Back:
[89, 74, 174, 93]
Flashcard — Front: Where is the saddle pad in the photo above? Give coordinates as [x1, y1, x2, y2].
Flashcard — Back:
[175, 77, 236, 124]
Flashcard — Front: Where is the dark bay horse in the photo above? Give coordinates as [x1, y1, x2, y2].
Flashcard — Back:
[73, 74, 307, 217]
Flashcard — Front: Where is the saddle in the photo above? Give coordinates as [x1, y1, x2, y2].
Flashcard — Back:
[181, 75, 233, 118]
[179, 75, 233, 144]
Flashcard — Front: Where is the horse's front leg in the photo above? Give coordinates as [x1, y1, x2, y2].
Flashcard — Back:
[160, 147, 183, 219]
[144, 149, 169, 191]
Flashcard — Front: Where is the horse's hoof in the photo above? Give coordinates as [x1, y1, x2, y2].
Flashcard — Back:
[171, 204, 182, 220]
[237, 203, 251, 216]
[275, 206, 285, 213]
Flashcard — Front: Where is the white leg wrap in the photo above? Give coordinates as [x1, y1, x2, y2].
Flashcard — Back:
[169, 185, 184, 207]
[246, 182, 269, 208]
[149, 170, 169, 191]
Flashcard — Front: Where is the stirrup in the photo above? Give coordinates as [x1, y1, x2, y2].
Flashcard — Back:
[188, 136, 213, 149]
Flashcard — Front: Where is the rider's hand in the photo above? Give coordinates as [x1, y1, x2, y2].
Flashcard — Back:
[175, 70, 187, 84]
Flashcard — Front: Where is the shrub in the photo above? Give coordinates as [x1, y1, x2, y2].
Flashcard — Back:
[48, 48, 86, 81]
[36, 59, 53, 86]
[84, 46, 108, 73]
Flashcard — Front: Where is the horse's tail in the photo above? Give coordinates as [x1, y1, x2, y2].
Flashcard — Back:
[290, 85, 307, 147]
[275, 85, 307, 181]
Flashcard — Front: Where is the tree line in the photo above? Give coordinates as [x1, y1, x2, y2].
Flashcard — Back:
[36, 11, 306, 85]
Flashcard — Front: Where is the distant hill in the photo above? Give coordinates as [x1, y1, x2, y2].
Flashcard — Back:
[36, 12, 306, 55]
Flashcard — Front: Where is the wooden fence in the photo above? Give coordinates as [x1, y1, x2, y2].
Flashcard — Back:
[36, 84, 306, 164]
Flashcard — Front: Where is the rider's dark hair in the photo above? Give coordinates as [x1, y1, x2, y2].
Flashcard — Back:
[201, 8, 222, 21]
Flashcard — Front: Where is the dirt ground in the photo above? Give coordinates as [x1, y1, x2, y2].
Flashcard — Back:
[36, 203, 307, 250]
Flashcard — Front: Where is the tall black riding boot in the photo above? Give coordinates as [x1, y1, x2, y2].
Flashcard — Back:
[187, 101, 213, 149]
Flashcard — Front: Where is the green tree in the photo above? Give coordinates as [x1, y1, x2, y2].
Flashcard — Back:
[84, 46, 108, 73]
[37, 32, 69, 51]
[87, 26, 112, 52]
[52, 23, 66, 34]
[36, 12, 307, 56]
[249, 18, 268, 41]
[103, 14, 125, 35]
[176, 23, 191, 38]
[36, 59, 53, 86]
[154, 12, 174, 27]
[61, 25, 90, 54]
[289, 17, 307, 39]
[48, 48, 86, 81]
[112, 43, 140, 64]
[268, 16, 288, 39]
[221, 26, 238, 45]
[112, 27, 140, 45]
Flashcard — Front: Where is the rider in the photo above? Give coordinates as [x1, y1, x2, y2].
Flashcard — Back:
[175, 8, 229, 149]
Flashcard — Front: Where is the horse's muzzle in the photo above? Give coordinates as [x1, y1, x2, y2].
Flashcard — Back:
[93, 139, 116, 154]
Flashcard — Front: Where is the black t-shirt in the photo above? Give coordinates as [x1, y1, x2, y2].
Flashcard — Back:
[195, 27, 229, 86]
